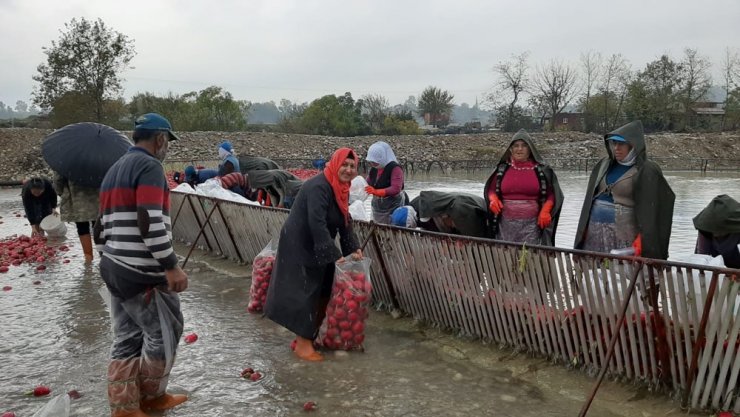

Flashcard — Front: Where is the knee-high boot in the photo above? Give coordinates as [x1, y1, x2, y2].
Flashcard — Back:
[108, 359, 147, 417]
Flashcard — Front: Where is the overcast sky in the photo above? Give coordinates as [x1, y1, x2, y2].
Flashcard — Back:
[1, 0, 739, 109]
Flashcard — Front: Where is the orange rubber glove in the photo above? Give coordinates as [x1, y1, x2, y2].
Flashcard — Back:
[365, 185, 386, 197]
[488, 194, 503, 215]
[632, 234, 642, 257]
[537, 200, 554, 229]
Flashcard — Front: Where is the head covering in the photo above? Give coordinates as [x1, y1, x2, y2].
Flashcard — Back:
[184, 165, 197, 181]
[218, 141, 234, 160]
[391, 206, 418, 228]
[498, 129, 545, 166]
[324, 148, 358, 223]
[604, 121, 646, 166]
[134, 113, 180, 141]
[693, 194, 740, 235]
[366, 141, 398, 168]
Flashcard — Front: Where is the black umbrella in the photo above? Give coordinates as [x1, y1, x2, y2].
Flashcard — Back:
[42, 122, 133, 188]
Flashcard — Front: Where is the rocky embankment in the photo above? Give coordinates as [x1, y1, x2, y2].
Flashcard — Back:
[1, 128, 738, 182]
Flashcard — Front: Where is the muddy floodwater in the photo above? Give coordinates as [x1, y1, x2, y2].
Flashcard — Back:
[2, 170, 737, 416]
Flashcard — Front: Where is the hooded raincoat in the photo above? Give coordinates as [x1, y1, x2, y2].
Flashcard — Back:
[409, 191, 489, 237]
[246, 169, 303, 208]
[693, 194, 740, 268]
[264, 149, 360, 340]
[483, 129, 564, 246]
[574, 121, 675, 259]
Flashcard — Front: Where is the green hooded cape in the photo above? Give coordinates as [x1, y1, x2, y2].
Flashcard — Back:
[409, 191, 489, 238]
[693, 194, 740, 235]
[483, 129, 565, 245]
[239, 156, 281, 173]
[573, 120, 675, 259]
[246, 169, 302, 206]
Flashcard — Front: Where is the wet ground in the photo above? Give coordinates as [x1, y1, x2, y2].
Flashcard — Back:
[0, 178, 723, 416]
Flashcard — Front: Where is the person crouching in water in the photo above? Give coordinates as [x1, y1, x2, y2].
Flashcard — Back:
[21, 176, 58, 237]
[96, 113, 189, 416]
[693, 194, 740, 268]
[483, 129, 563, 245]
[364, 141, 406, 224]
[264, 148, 363, 361]
[574, 120, 675, 259]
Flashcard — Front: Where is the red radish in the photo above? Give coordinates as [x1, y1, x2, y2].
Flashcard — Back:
[240, 367, 255, 378]
[184, 333, 198, 344]
[2, 286, 11, 291]
[249, 372, 262, 381]
[352, 321, 364, 334]
[36, 265, 46, 271]
[67, 389, 82, 399]
[63, 259, 70, 264]
[290, 339, 297, 351]
[2, 412, 16, 417]
[33, 281, 41, 285]
[303, 401, 317, 411]
[32, 386, 51, 396]
[0, 266, 8, 273]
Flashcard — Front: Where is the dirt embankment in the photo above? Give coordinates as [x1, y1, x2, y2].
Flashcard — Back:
[1, 128, 738, 182]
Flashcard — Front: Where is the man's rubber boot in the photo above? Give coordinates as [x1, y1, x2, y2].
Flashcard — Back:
[141, 393, 188, 411]
[80, 233, 94, 263]
[108, 359, 145, 417]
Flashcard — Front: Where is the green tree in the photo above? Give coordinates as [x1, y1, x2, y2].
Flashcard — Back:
[32, 18, 135, 124]
[360, 93, 390, 133]
[625, 55, 684, 131]
[300, 93, 368, 136]
[418, 86, 454, 127]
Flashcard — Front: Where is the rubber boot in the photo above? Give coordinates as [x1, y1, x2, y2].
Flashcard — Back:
[140, 359, 188, 411]
[141, 393, 188, 411]
[294, 336, 323, 362]
[108, 359, 146, 417]
[79, 233, 94, 263]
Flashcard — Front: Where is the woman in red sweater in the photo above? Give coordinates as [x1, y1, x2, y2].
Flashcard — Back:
[483, 130, 564, 246]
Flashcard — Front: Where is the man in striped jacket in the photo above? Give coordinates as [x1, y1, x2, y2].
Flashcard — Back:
[95, 113, 189, 417]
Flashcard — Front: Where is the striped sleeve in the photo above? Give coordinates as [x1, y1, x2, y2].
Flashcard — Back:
[220, 172, 246, 190]
[137, 162, 178, 270]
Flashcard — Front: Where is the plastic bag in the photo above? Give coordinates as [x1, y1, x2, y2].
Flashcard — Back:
[317, 258, 373, 351]
[31, 394, 70, 417]
[349, 200, 369, 221]
[349, 176, 369, 204]
[247, 240, 277, 313]
[195, 178, 259, 205]
[172, 183, 196, 194]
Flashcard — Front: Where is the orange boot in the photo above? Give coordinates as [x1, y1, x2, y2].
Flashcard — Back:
[294, 336, 323, 362]
[79, 233, 94, 263]
[141, 393, 188, 411]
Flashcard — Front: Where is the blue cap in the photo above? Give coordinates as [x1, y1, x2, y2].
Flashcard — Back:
[607, 134, 627, 143]
[184, 165, 196, 180]
[134, 113, 180, 141]
[219, 141, 233, 152]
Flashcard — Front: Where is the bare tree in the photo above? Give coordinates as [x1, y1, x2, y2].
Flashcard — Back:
[599, 53, 630, 131]
[581, 51, 603, 112]
[532, 60, 579, 131]
[361, 93, 390, 132]
[721, 47, 740, 130]
[491, 52, 530, 131]
[681, 48, 712, 129]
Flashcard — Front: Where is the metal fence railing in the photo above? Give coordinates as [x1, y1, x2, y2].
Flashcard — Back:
[170, 191, 740, 413]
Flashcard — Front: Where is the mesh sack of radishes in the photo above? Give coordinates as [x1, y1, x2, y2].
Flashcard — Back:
[247, 240, 277, 313]
[317, 257, 373, 351]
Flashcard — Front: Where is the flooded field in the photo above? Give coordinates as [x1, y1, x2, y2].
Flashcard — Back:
[2, 170, 735, 416]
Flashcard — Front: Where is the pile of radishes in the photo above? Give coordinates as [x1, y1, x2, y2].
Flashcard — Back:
[0, 235, 70, 273]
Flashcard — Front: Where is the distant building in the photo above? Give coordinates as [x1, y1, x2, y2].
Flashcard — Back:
[543, 112, 584, 131]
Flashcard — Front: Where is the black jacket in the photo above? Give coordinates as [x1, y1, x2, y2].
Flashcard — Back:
[21, 178, 58, 225]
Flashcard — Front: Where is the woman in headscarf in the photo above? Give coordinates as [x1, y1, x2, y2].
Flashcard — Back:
[483, 130, 564, 246]
[264, 148, 363, 362]
[364, 141, 406, 224]
[217, 141, 241, 176]
[693, 194, 740, 268]
[574, 120, 675, 259]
